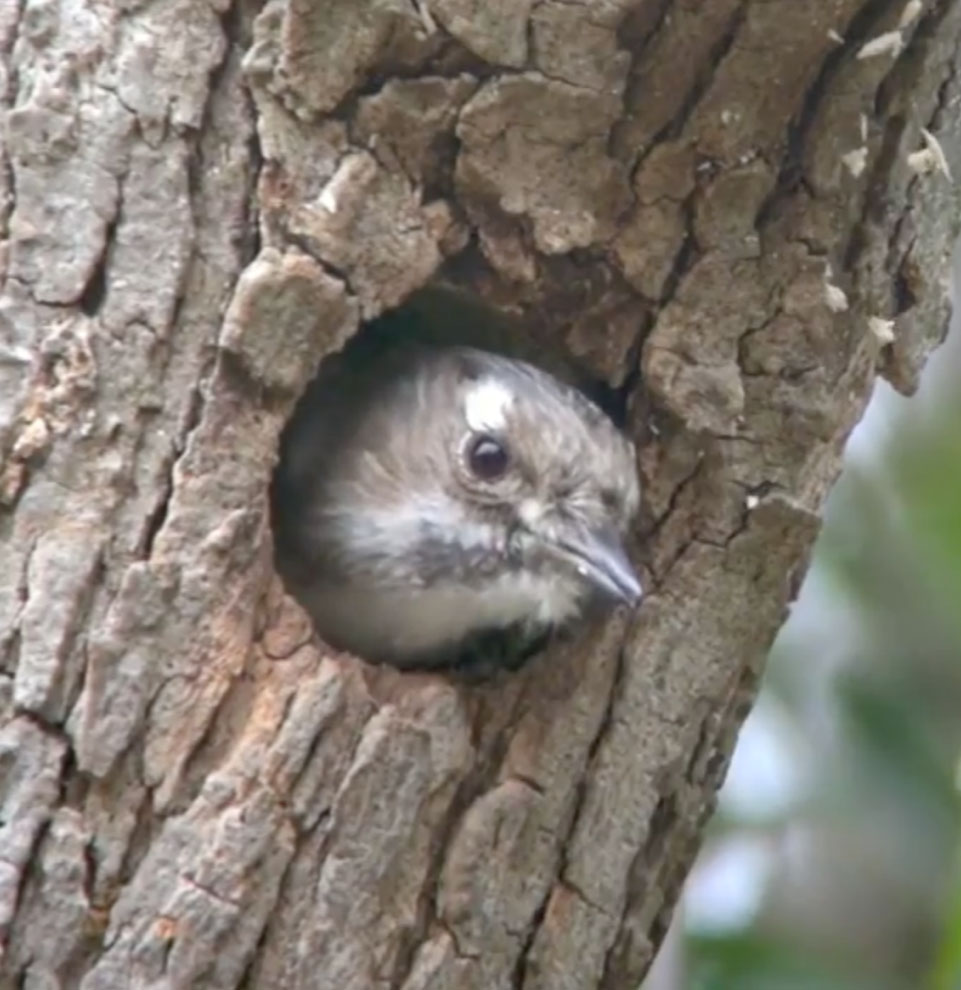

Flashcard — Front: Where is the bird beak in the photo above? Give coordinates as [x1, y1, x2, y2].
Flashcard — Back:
[556, 525, 642, 607]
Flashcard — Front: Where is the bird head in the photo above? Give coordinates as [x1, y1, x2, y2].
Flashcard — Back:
[304, 347, 642, 627]
[441, 350, 640, 605]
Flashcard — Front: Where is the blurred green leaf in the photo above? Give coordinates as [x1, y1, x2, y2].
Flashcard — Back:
[930, 855, 961, 990]
[835, 669, 960, 838]
[688, 931, 886, 990]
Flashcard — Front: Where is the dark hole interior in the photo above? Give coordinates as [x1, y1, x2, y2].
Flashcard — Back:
[326, 283, 628, 427]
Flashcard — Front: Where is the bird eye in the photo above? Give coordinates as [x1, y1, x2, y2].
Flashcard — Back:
[466, 433, 510, 481]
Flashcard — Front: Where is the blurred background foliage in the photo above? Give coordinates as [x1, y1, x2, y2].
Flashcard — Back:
[647, 282, 961, 989]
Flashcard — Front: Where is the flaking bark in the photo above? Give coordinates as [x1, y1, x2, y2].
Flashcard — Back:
[1, 1, 959, 988]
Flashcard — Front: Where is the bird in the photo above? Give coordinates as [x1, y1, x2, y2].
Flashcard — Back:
[271, 343, 642, 673]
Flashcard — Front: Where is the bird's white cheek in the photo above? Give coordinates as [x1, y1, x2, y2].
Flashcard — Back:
[330, 494, 507, 574]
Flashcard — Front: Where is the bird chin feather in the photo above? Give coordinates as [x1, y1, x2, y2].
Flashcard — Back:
[297, 568, 585, 669]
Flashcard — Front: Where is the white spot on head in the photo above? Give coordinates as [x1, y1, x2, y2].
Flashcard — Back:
[465, 379, 514, 433]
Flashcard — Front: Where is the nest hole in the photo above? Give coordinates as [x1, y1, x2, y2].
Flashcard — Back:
[269, 281, 634, 676]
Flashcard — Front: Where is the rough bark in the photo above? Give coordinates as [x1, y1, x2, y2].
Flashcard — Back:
[0, 1, 958, 989]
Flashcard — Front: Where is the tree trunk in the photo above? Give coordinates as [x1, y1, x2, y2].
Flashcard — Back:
[1, 1, 958, 988]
